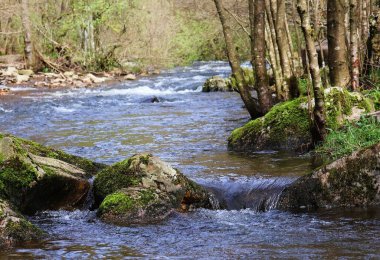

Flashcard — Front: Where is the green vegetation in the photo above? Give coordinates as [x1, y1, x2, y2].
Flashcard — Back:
[98, 189, 156, 215]
[0, 156, 38, 202]
[93, 158, 142, 203]
[316, 117, 380, 160]
[228, 89, 374, 152]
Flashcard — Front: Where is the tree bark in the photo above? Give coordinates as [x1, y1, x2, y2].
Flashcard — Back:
[350, 0, 360, 90]
[297, 0, 327, 143]
[271, 0, 292, 100]
[21, 0, 34, 69]
[249, 0, 273, 114]
[213, 0, 262, 119]
[327, 0, 351, 87]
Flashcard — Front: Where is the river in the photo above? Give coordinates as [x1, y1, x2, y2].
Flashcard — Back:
[0, 62, 379, 258]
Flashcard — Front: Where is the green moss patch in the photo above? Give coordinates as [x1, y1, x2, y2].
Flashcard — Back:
[93, 158, 142, 204]
[98, 189, 156, 216]
[0, 157, 38, 203]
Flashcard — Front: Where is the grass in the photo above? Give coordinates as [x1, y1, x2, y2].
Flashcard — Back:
[316, 116, 380, 160]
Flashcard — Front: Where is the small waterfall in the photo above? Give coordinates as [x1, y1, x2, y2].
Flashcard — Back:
[204, 176, 297, 212]
[82, 176, 95, 210]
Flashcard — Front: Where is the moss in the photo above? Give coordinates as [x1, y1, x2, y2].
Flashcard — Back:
[139, 154, 152, 165]
[93, 158, 142, 204]
[0, 156, 38, 203]
[139, 189, 155, 205]
[229, 88, 375, 152]
[1, 134, 106, 176]
[5, 218, 45, 242]
[98, 189, 156, 216]
[228, 97, 311, 151]
[364, 89, 380, 110]
[98, 191, 134, 215]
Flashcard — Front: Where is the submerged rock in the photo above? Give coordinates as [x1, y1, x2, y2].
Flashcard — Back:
[278, 142, 380, 210]
[0, 134, 105, 214]
[0, 199, 45, 249]
[228, 88, 374, 152]
[94, 153, 218, 225]
[202, 76, 233, 92]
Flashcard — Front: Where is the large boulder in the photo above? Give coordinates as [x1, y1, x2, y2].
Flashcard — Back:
[0, 199, 45, 249]
[278, 142, 380, 210]
[202, 76, 233, 92]
[228, 88, 374, 152]
[94, 153, 218, 225]
[0, 134, 105, 214]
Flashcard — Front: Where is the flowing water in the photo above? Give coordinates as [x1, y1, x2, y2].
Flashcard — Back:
[0, 62, 379, 258]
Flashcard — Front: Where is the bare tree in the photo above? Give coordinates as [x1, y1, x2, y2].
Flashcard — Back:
[327, 0, 350, 87]
[249, 0, 273, 113]
[21, 0, 34, 69]
[213, 0, 262, 119]
[297, 0, 327, 143]
[350, 0, 360, 90]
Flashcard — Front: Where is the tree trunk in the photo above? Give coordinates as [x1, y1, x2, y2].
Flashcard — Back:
[265, 21, 283, 99]
[271, 0, 292, 99]
[21, 0, 34, 69]
[327, 0, 351, 87]
[249, 0, 273, 114]
[350, 0, 360, 90]
[297, 0, 327, 143]
[213, 0, 262, 119]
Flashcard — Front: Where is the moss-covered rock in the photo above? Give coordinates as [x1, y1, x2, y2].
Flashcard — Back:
[95, 153, 218, 225]
[277, 142, 380, 210]
[202, 76, 233, 92]
[0, 135, 97, 214]
[228, 88, 374, 152]
[0, 134, 105, 176]
[0, 200, 45, 249]
[98, 188, 174, 225]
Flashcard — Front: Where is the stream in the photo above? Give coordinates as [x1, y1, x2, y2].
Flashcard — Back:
[0, 61, 379, 258]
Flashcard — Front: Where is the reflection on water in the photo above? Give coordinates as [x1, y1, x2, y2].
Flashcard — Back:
[0, 62, 379, 258]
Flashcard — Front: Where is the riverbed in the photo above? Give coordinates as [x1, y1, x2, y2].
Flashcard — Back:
[0, 62, 379, 258]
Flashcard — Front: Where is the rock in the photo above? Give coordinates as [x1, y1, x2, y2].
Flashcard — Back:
[94, 154, 218, 225]
[17, 69, 34, 76]
[0, 134, 105, 214]
[202, 76, 233, 92]
[63, 71, 75, 77]
[1, 67, 18, 77]
[14, 74, 30, 84]
[0, 199, 45, 249]
[86, 73, 107, 84]
[0, 88, 10, 95]
[228, 88, 374, 152]
[278, 142, 380, 210]
[125, 74, 137, 80]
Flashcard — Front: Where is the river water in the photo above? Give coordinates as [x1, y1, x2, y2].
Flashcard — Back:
[0, 62, 379, 258]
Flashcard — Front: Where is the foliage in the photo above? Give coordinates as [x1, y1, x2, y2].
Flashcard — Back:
[316, 117, 380, 160]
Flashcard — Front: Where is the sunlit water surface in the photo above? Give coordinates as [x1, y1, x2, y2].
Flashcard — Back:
[0, 62, 379, 258]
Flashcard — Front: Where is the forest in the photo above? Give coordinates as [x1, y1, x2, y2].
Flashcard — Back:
[0, 0, 380, 258]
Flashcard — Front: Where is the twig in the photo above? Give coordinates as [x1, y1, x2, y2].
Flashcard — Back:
[224, 8, 251, 38]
